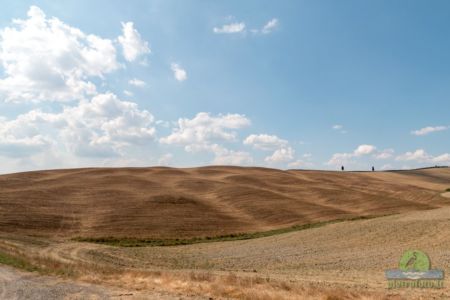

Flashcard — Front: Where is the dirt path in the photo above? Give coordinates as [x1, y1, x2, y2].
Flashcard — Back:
[0, 265, 197, 300]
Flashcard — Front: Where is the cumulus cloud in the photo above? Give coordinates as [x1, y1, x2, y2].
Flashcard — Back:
[327, 144, 376, 166]
[0, 93, 156, 158]
[243, 133, 297, 166]
[411, 126, 448, 136]
[374, 148, 394, 160]
[128, 78, 146, 87]
[171, 63, 187, 82]
[396, 149, 450, 165]
[160, 113, 251, 165]
[396, 149, 430, 162]
[62, 93, 155, 155]
[0, 135, 52, 158]
[354, 144, 376, 156]
[117, 22, 150, 62]
[0, 6, 119, 103]
[243, 134, 288, 150]
[327, 152, 353, 166]
[265, 147, 294, 163]
[212, 146, 253, 165]
[160, 112, 250, 147]
[261, 18, 279, 34]
[213, 22, 246, 34]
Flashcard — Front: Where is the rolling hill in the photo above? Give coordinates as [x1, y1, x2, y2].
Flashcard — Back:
[0, 166, 449, 239]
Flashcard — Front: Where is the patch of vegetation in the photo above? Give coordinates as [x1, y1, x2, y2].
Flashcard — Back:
[0, 248, 88, 278]
[446, 188, 450, 192]
[74, 214, 390, 247]
[0, 250, 40, 272]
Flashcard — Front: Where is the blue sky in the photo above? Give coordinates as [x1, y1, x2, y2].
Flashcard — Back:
[0, 1, 449, 173]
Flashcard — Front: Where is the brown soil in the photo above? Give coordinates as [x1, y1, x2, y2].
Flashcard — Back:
[0, 166, 449, 239]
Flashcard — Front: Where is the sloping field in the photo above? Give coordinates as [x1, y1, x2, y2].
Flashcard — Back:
[0, 166, 449, 239]
[2, 204, 450, 299]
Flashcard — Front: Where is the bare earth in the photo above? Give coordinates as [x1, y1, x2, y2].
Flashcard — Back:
[0, 166, 449, 299]
[1, 166, 449, 239]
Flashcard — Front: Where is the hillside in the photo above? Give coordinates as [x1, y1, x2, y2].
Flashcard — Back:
[0, 166, 449, 239]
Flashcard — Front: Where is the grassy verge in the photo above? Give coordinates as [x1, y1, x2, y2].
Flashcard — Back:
[74, 214, 388, 247]
[0, 250, 40, 272]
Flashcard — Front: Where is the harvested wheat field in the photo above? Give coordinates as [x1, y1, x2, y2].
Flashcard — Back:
[0, 166, 449, 239]
[0, 166, 450, 299]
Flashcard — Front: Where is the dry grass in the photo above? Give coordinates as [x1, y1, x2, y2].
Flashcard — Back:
[83, 267, 395, 300]
[0, 239, 397, 299]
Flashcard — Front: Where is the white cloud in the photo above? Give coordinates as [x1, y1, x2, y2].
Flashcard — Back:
[396, 149, 430, 162]
[160, 113, 251, 165]
[396, 149, 447, 164]
[117, 22, 150, 62]
[411, 126, 448, 136]
[332, 124, 347, 134]
[327, 144, 376, 166]
[0, 93, 156, 158]
[354, 144, 376, 156]
[396, 149, 450, 165]
[160, 112, 250, 147]
[128, 78, 146, 87]
[0, 6, 119, 103]
[212, 147, 253, 165]
[123, 90, 133, 97]
[213, 22, 246, 34]
[171, 63, 187, 82]
[243, 134, 288, 150]
[63, 93, 155, 154]
[327, 152, 354, 166]
[261, 18, 279, 34]
[0, 135, 52, 158]
[265, 147, 294, 163]
[374, 148, 394, 160]
[433, 153, 450, 163]
[244, 133, 297, 166]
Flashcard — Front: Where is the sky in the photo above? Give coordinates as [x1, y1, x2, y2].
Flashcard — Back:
[0, 0, 449, 173]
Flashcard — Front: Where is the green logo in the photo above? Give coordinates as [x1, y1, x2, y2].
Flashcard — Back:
[385, 249, 444, 289]
[399, 250, 430, 272]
